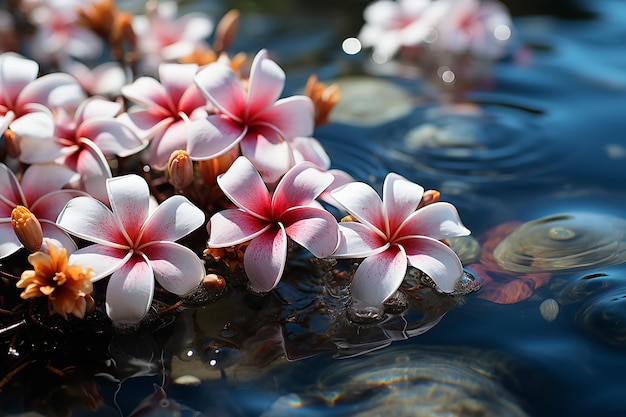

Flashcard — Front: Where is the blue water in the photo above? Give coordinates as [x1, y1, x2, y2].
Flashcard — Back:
[3, 0, 626, 416]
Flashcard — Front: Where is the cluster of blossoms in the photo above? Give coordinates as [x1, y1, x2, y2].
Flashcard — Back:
[0, 0, 471, 326]
[357, 0, 513, 85]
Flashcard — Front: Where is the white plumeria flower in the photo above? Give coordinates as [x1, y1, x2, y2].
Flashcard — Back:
[331, 172, 470, 307]
[57, 174, 206, 323]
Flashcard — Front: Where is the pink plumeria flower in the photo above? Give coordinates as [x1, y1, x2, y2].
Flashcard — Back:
[330, 173, 470, 307]
[120, 63, 209, 170]
[57, 174, 206, 323]
[25, 0, 102, 64]
[188, 49, 315, 183]
[358, 0, 446, 61]
[207, 156, 339, 293]
[0, 52, 85, 142]
[0, 162, 84, 258]
[433, 0, 513, 60]
[132, 1, 214, 75]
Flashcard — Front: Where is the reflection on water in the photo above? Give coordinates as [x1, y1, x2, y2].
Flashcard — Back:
[263, 345, 530, 417]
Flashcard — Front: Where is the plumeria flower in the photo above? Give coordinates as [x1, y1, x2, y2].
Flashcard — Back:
[18, 96, 143, 202]
[433, 0, 513, 60]
[24, 0, 103, 64]
[132, 0, 214, 75]
[207, 156, 339, 292]
[358, 0, 446, 61]
[120, 63, 209, 170]
[330, 173, 470, 307]
[188, 49, 315, 183]
[0, 163, 83, 259]
[0, 52, 85, 145]
[56, 174, 206, 323]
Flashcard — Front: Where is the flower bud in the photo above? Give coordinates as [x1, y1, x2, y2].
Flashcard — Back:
[167, 150, 194, 190]
[11, 205, 43, 252]
[4, 129, 20, 159]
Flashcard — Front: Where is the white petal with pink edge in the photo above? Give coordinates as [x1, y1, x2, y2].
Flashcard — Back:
[246, 49, 285, 117]
[121, 76, 170, 112]
[187, 115, 245, 160]
[272, 162, 333, 216]
[194, 62, 246, 121]
[351, 245, 408, 307]
[208, 209, 271, 247]
[40, 220, 77, 253]
[106, 174, 151, 243]
[239, 127, 295, 184]
[402, 236, 464, 293]
[141, 241, 204, 295]
[31, 190, 86, 221]
[159, 63, 199, 106]
[256, 96, 315, 140]
[217, 156, 272, 219]
[105, 254, 155, 323]
[68, 244, 132, 281]
[333, 221, 389, 258]
[57, 196, 129, 248]
[382, 173, 424, 234]
[281, 206, 339, 258]
[395, 202, 470, 240]
[139, 195, 204, 244]
[79, 118, 146, 158]
[0, 53, 38, 107]
[330, 181, 387, 238]
[243, 225, 288, 293]
[0, 162, 26, 210]
[20, 164, 78, 205]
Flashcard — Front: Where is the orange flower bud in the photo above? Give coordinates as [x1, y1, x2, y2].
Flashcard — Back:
[11, 205, 43, 252]
[167, 150, 194, 190]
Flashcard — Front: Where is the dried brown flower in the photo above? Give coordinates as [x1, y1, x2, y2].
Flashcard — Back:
[305, 74, 341, 126]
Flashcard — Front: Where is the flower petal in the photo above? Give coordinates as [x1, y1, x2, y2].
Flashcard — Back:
[187, 115, 244, 160]
[121, 76, 170, 113]
[148, 119, 189, 170]
[239, 126, 295, 184]
[208, 209, 271, 247]
[382, 172, 424, 234]
[401, 236, 464, 293]
[0, 162, 25, 214]
[396, 202, 471, 240]
[244, 225, 288, 292]
[140, 195, 205, 243]
[19, 72, 85, 109]
[74, 138, 112, 203]
[159, 63, 199, 108]
[194, 62, 245, 120]
[40, 220, 77, 253]
[246, 49, 285, 116]
[105, 255, 154, 323]
[57, 196, 128, 247]
[257, 96, 315, 140]
[31, 189, 85, 221]
[292, 136, 331, 170]
[281, 206, 339, 258]
[330, 181, 387, 238]
[68, 244, 131, 281]
[20, 163, 78, 205]
[351, 245, 407, 307]
[217, 156, 271, 219]
[333, 221, 389, 258]
[107, 174, 150, 243]
[0, 53, 38, 108]
[271, 162, 333, 216]
[0, 221, 22, 259]
[78, 118, 146, 158]
[141, 241, 204, 295]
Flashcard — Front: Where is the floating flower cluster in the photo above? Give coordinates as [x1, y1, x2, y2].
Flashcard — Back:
[0, 0, 473, 329]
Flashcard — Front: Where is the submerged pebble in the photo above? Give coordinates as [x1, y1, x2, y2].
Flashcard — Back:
[539, 298, 559, 322]
[493, 212, 626, 274]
